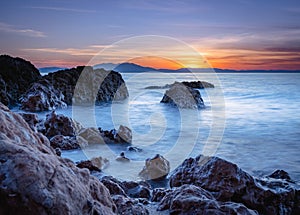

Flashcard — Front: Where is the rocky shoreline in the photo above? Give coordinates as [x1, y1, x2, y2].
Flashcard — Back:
[0, 102, 299, 214]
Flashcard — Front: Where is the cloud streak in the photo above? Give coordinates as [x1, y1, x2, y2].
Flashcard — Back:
[27, 6, 96, 13]
[0, 22, 46, 37]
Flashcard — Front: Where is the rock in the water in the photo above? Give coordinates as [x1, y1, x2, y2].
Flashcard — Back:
[77, 157, 109, 172]
[49, 135, 87, 150]
[160, 82, 204, 109]
[116, 152, 130, 162]
[170, 155, 300, 214]
[181, 80, 214, 89]
[44, 111, 81, 138]
[127, 146, 143, 152]
[268, 169, 292, 181]
[158, 184, 258, 215]
[78, 127, 105, 144]
[115, 125, 132, 143]
[0, 102, 116, 214]
[139, 154, 170, 180]
[20, 81, 67, 111]
[0, 55, 41, 107]
[20, 66, 129, 111]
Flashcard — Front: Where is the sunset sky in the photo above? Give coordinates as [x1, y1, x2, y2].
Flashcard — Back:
[1, 0, 300, 70]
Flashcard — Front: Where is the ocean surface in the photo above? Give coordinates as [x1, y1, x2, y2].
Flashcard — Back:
[18, 72, 300, 182]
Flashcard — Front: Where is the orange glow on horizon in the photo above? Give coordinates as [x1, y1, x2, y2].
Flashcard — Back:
[128, 56, 184, 70]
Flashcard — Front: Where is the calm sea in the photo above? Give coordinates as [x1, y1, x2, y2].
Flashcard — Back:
[19, 72, 300, 182]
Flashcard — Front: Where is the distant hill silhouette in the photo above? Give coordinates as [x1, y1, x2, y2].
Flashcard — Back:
[39, 67, 67, 73]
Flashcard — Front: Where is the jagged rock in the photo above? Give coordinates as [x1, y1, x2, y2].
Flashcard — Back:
[170, 155, 300, 214]
[0, 102, 116, 214]
[19, 113, 39, 132]
[139, 154, 170, 180]
[101, 177, 127, 196]
[157, 184, 258, 214]
[44, 111, 80, 138]
[76, 157, 109, 172]
[54, 148, 61, 156]
[127, 146, 142, 152]
[20, 66, 128, 111]
[268, 169, 292, 181]
[112, 195, 149, 215]
[115, 125, 132, 143]
[49, 135, 87, 150]
[20, 81, 67, 111]
[0, 55, 41, 107]
[160, 82, 204, 109]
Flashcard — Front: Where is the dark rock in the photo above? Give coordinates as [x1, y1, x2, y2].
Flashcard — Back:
[0, 55, 41, 107]
[49, 135, 81, 150]
[160, 82, 204, 109]
[127, 146, 143, 152]
[20, 81, 67, 111]
[19, 113, 39, 132]
[145, 80, 214, 90]
[139, 154, 170, 180]
[54, 148, 61, 156]
[20, 66, 128, 111]
[170, 155, 300, 214]
[0, 102, 116, 214]
[44, 111, 80, 138]
[116, 152, 130, 162]
[101, 177, 127, 196]
[151, 188, 171, 202]
[76, 157, 109, 172]
[158, 184, 258, 214]
[112, 195, 149, 215]
[268, 169, 292, 181]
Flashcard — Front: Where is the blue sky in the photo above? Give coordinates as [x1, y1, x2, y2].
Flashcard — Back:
[1, 0, 300, 69]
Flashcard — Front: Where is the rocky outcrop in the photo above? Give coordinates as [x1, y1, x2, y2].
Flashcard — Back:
[160, 82, 204, 109]
[49, 135, 87, 150]
[76, 157, 109, 172]
[20, 81, 67, 111]
[145, 80, 214, 90]
[139, 154, 170, 180]
[0, 102, 116, 214]
[157, 184, 258, 214]
[112, 195, 149, 215]
[20, 66, 129, 111]
[169, 155, 300, 215]
[0, 55, 41, 107]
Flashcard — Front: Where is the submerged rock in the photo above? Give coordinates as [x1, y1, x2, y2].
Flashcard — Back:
[0, 102, 116, 214]
[160, 82, 204, 109]
[0, 55, 41, 107]
[139, 154, 170, 180]
[145, 80, 214, 90]
[169, 155, 300, 214]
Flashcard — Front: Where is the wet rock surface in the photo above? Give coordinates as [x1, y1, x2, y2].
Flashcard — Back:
[161, 82, 204, 109]
[139, 154, 170, 180]
[145, 80, 214, 89]
[169, 155, 300, 215]
[0, 55, 41, 107]
[49, 135, 83, 150]
[20, 66, 129, 111]
[76, 157, 109, 172]
[0, 102, 116, 215]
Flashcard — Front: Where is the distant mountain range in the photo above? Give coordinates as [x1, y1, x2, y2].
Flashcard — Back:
[39, 63, 300, 74]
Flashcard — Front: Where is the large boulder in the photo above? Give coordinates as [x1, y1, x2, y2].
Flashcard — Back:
[20, 66, 129, 111]
[160, 82, 204, 109]
[170, 155, 300, 214]
[157, 184, 258, 215]
[139, 154, 170, 180]
[0, 55, 41, 107]
[49, 135, 87, 150]
[0, 102, 116, 214]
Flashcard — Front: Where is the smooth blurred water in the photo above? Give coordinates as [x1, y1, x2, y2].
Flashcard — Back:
[20, 72, 300, 182]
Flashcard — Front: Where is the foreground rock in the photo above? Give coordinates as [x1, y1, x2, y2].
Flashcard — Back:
[139, 154, 170, 180]
[160, 82, 204, 109]
[145, 80, 214, 90]
[0, 55, 41, 107]
[169, 155, 300, 215]
[157, 184, 258, 214]
[20, 66, 129, 111]
[0, 103, 116, 214]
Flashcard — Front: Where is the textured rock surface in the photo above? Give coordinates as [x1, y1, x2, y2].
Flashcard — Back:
[145, 80, 214, 90]
[115, 125, 132, 143]
[20, 81, 67, 111]
[19, 113, 39, 132]
[49, 135, 86, 150]
[76, 157, 109, 172]
[0, 102, 116, 214]
[158, 184, 258, 215]
[0, 55, 41, 107]
[112, 195, 149, 215]
[169, 155, 300, 214]
[20, 66, 128, 111]
[139, 154, 170, 180]
[160, 82, 204, 109]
